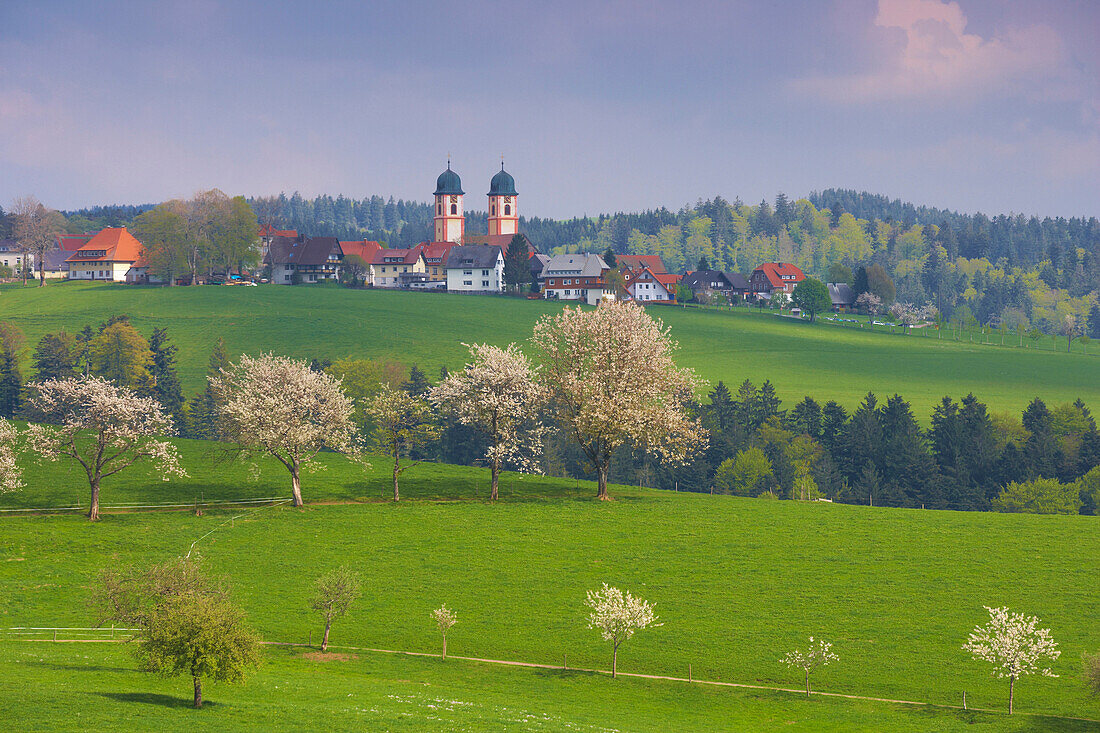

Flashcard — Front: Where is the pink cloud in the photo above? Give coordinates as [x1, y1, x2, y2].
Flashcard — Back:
[794, 0, 1066, 102]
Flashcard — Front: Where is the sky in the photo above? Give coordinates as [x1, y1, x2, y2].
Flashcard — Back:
[0, 0, 1097, 219]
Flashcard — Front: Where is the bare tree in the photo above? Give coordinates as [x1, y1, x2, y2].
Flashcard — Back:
[430, 343, 547, 500]
[24, 376, 186, 520]
[213, 353, 361, 507]
[366, 385, 438, 502]
[531, 300, 707, 499]
[11, 196, 63, 287]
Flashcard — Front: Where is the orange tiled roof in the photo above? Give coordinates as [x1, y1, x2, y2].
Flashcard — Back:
[617, 254, 667, 274]
[65, 227, 144, 264]
[340, 240, 382, 262]
[754, 262, 805, 288]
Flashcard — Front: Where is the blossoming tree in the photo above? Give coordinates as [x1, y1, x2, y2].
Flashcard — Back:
[0, 419, 22, 493]
[213, 354, 360, 507]
[25, 376, 186, 520]
[430, 343, 546, 501]
[432, 604, 457, 660]
[585, 583, 660, 678]
[962, 606, 1060, 714]
[531, 300, 707, 500]
[781, 637, 838, 697]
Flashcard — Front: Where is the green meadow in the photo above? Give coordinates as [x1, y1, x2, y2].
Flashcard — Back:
[2, 280, 1099, 416]
[1, 447, 1099, 730]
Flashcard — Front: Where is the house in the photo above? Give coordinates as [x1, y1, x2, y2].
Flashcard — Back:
[65, 227, 144, 281]
[616, 254, 667, 276]
[444, 245, 505, 293]
[680, 270, 749, 303]
[265, 235, 343, 284]
[539, 253, 610, 305]
[339, 240, 382, 284]
[529, 253, 551, 288]
[626, 266, 681, 303]
[0, 240, 30, 278]
[828, 282, 856, 312]
[370, 247, 427, 288]
[412, 241, 455, 282]
[259, 224, 297, 264]
[750, 262, 805, 299]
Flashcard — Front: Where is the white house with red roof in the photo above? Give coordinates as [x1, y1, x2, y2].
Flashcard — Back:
[616, 254, 667, 276]
[65, 227, 145, 281]
[750, 262, 805, 299]
[625, 266, 681, 303]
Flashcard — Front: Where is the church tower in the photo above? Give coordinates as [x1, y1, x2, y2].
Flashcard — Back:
[487, 162, 518, 237]
[433, 162, 465, 243]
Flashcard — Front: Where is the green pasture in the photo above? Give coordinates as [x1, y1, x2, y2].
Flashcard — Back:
[1, 447, 1098, 729]
[1, 281, 1098, 416]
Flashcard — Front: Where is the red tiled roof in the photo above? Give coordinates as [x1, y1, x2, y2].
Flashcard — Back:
[753, 262, 805, 287]
[58, 234, 93, 251]
[370, 248, 422, 266]
[340, 240, 382, 262]
[259, 224, 298, 238]
[413, 241, 454, 264]
[617, 254, 667, 274]
[65, 227, 144, 264]
[626, 266, 680, 290]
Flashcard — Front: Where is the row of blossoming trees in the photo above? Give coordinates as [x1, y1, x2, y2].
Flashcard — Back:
[0, 300, 707, 516]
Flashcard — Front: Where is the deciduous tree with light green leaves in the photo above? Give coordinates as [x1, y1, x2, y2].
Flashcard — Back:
[367, 384, 439, 502]
[310, 567, 361, 652]
[791, 277, 831, 322]
[990, 478, 1082, 515]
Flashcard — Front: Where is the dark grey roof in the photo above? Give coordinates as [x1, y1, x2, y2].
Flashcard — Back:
[266, 235, 340, 266]
[725, 272, 749, 289]
[681, 269, 740, 290]
[445, 244, 503, 269]
[43, 249, 72, 271]
[529, 253, 551, 276]
[434, 165, 464, 195]
[540, 253, 608, 278]
[828, 282, 855, 305]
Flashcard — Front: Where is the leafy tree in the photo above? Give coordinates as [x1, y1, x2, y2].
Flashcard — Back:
[11, 196, 64, 287]
[25, 377, 186, 520]
[310, 567, 361, 652]
[791, 277, 831, 322]
[366, 385, 439, 501]
[675, 282, 694, 303]
[991, 478, 1082, 515]
[32, 331, 79, 382]
[532, 301, 707, 499]
[340, 254, 369, 286]
[725, 447, 773, 496]
[963, 606, 1060, 714]
[585, 584, 659, 678]
[87, 320, 153, 389]
[827, 263, 852, 285]
[130, 205, 190, 285]
[865, 264, 895, 304]
[213, 354, 361, 507]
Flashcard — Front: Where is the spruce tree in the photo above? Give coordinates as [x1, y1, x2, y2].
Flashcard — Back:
[505, 235, 531, 293]
[187, 338, 229, 440]
[787, 397, 822, 438]
[0, 324, 25, 419]
[31, 331, 79, 381]
[401, 364, 431, 397]
[1022, 398, 1058, 478]
[149, 328, 184, 425]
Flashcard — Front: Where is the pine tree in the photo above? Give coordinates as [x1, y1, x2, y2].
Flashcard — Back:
[787, 397, 823, 439]
[31, 331, 79, 381]
[843, 393, 882, 482]
[402, 364, 431, 397]
[1088, 301, 1100, 340]
[1022, 398, 1058, 478]
[187, 338, 230, 440]
[149, 327, 184, 425]
[505, 235, 531, 293]
[602, 247, 617, 269]
[820, 401, 848, 458]
[751, 380, 782, 430]
[879, 394, 936, 507]
[853, 266, 869, 296]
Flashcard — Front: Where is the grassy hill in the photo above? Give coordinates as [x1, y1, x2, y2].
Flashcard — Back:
[2, 444, 1098, 730]
[2, 281, 1099, 416]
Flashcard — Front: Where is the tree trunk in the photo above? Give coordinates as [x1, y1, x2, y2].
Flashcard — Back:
[193, 675, 202, 708]
[490, 463, 500, 502]
[442, 633, 447, 661]
[321, 620, 331, 652]
[290, 461, 303, 507]
[38, 265, 46, 287]
[392, 445, 401, 502]
[612, 642, 618, 678]
[88, 477, 101, 521]
[805, 669, 811, 697]
[1008, 675, 1015, 714]
[597, 462, 610, 500]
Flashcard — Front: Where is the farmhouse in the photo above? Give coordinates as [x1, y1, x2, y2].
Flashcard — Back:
[626, 265, 680, 303]
[616, 254, 667, 275]
[370, 247, 427, 288]
[64, 227, 143, 281]
[445, 245, 505, 293]
[0, 240, 30, 277]
[681, 269, 749, 303]
[266, 235, 343, 284]
[539, 253, 610, 305]
[750, 262, 805, 299]
[828, 282, 856, 312]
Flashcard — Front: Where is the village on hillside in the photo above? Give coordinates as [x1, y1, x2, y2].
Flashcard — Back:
[0, 164, 848, 311]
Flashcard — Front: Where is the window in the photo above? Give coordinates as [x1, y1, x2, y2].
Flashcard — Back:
[491, 204, 496, 215]
[463, 269, 472, 275]
[437, 203, 441, 214]
[482, 269, 489, 276]
[450, 203, 457, 215]
[564, 289, 571, 295]
[463, 280, 472, 286]
[482, 280, 490, 288]
[504, 204, 511, 215]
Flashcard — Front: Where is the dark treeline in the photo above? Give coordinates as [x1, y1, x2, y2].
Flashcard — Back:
[4, 316, 1098, 514]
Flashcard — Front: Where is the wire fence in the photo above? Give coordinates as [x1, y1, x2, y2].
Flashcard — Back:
[0, 496, 286, 515]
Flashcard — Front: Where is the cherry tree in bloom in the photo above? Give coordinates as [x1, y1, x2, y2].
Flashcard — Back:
[889, 301, 938, 328]
[430, 343, 547, 501]
[781, 637, 839, 697]
[25, 376, 186, 520]
[0, 419, 23, 493]
[531, 300, 707, 499]
[585, 583, 660, 678]
[431, 604, 457, 660]
[962, 606, 1060, 714]
[213, 353, 360, 507]
[855, 292, 882, 314]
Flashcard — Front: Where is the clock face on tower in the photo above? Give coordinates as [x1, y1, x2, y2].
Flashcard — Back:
[504, 196, 512, 204]
[449, 195, 458, 204]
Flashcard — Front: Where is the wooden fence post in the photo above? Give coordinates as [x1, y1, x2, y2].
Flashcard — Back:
[688, 664, 692, 683]
[309, 630, 312, 647]
[963, 691, 967, 710]
[563, 653, 567, 670]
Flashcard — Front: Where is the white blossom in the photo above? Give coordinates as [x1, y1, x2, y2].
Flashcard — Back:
[432, 604, 457, 660]
[25, 376, 186, 520]
[213, 353, 361, 506]
[782, 636, 838, 696]
[962, 606, 1059, 714]
[532, 300, 707, 499]
[889, 301, 938, 326]
[585, 583, 660, 678]
[430, 343, 547, 500]
[0, 419, 23, 493]
[855, 292, 882, 314]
